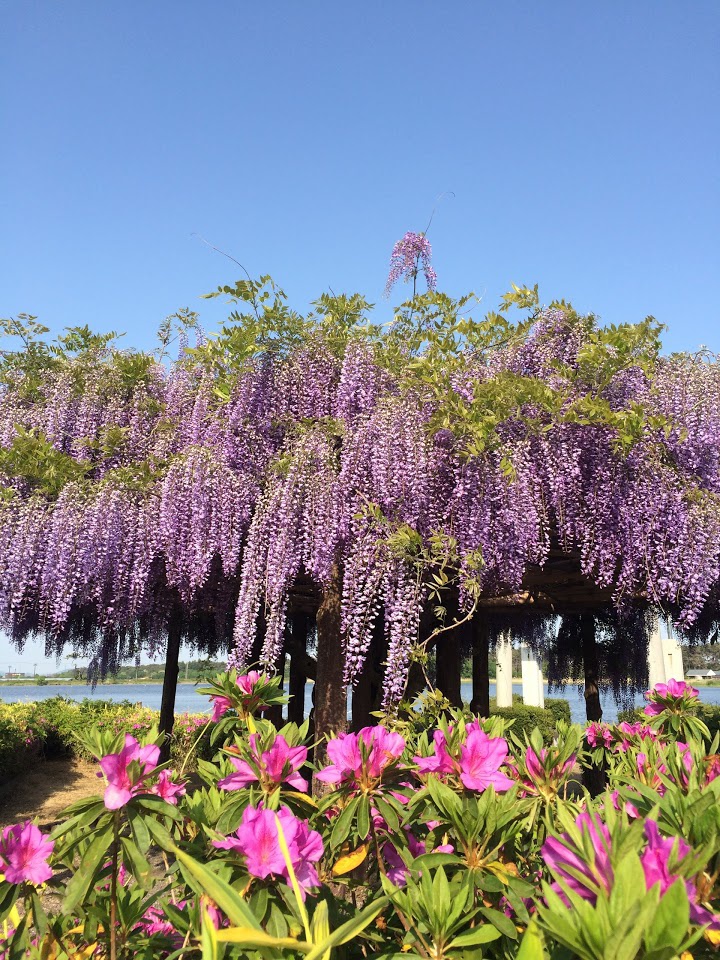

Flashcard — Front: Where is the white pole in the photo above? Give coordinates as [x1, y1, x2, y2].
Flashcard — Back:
[496, 632, 514, 708]
[647, 618, 666, 690]
[521, 645, 544, 707]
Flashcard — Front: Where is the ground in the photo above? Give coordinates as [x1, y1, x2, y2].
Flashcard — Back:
[0, 758, 101, 828]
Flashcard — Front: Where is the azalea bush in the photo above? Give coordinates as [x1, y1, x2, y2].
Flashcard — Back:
[3, 673, 720, 959]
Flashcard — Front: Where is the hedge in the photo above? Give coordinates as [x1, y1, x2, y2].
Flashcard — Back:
[0, 697, 212, 786]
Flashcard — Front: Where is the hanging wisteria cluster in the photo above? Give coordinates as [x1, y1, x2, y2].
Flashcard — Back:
[1, 280, 720, 704]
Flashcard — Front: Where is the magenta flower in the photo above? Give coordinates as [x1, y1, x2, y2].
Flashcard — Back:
[383, 830, 454, 886]
[543, 813, 613, 904]
[150, 770, 186, 805]
[616, 721, 658, 752]
[210, 695, 234, 723]
[99, 734, 160, 809]
[644, 678, 700, 716]
[218, 733, 308, 794]
[213, 805, 323, 897]
[0, 821, 54, 885]
[585, 722, 613, 748]
[641, 821, 719, 928]
[459, 730, 514, 793]
[415, 730, 455, 776]
[316, 726, 405, 790]
[416, 727, 512, 794]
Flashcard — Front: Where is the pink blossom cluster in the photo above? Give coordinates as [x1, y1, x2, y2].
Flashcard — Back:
[316, 726, 405, 792]
[213, 805, 323, 898]
[644, 678, 701, 716]
[414, 724, 513, 793]
[0, 821, 54, 886]
[218, 733, 308, 793]
[543, 812, 719, 928]
[99, 734, 185, 809]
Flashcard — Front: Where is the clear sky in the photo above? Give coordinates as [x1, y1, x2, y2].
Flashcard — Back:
[2, 1, 719, 672]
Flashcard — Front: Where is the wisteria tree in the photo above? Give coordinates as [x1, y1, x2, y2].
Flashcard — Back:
[2, 236, 720, 749]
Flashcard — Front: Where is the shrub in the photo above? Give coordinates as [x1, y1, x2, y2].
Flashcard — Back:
[489, 700, 560, 742]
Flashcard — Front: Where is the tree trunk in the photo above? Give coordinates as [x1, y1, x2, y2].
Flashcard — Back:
[159, 614, 182, 763]
[470, 619, 490, 717]
[581, 614, 605, 795]
[313, 563, 346, 765]
[581, 615, 602, 722]
[435, 629, 462, 708]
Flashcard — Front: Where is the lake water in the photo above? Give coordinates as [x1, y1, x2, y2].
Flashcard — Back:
[5, 681, 720, 724]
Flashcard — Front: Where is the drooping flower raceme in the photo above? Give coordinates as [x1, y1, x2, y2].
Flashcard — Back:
[0, 821, 54, 885]
[213, 805, 323, 897]
[218, 733, 308, 794]
[99, 734, 160, 809]
[383, 231, 437, 298]
[316, 726, 405, 793]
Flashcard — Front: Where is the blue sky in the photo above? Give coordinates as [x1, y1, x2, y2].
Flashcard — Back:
[2, 1, 719, 672]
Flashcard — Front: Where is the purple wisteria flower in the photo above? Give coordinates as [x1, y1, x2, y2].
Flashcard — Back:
[383, 231, 437, 298]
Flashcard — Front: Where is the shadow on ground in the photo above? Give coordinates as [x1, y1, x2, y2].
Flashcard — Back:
[0, 758, 101, 828]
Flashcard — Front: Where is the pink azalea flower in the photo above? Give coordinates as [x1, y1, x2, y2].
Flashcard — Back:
[543, 812, 613, 903]
[150, 770, 186, 805]
[237, 670, 263, 696]
[316, 726, 405, 790]
[382, 830, 455, 887]
[0, 821, 54, 885]
[641, 820, 719, 928]
[644, 678, 700, 716]
[705, 754, 720, 783]
[218, 734, 308, 793]
[585, 722, 613, 748]
[99, 734, 160, 809]
[610, 789, 641, 819]
[415, 730, 455, 775]
[459, 730, 514, 793]
[210, 695, 234, 723]
[213, 805, 323, 898]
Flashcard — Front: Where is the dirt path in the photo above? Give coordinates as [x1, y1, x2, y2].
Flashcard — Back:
[0, 758, 102, 828]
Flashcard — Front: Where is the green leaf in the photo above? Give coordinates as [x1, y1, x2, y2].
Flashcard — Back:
[449, 925, 502, 948]
[62, 826, 114, 914]
[330, 796, 359, 849]
[173, 847, 265, 931]
[304, 897, 390, 960]
[515, 919, 545, 960]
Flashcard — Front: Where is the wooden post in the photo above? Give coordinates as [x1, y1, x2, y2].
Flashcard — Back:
[435, 628, 462, 707]
[351, 614, 385, 730]
[470, 619, 490, 717]
[159, 613, 182, 763]
[313, 563, 347, 764]
[287, 613, 309, 725]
